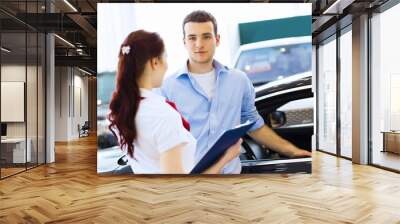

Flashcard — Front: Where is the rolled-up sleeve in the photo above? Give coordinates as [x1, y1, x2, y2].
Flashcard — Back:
[241, 77, 264, 132]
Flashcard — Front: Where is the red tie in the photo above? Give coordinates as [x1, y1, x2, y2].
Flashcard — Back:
[165, 100, 191, 131]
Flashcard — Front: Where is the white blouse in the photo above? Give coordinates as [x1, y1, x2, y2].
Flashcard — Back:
[126, 88, 196, 174]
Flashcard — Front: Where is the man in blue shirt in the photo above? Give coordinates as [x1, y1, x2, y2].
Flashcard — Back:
[161, 10, 311, 174]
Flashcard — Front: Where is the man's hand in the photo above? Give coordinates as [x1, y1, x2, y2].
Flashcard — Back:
[287, 147, 312, 158]
[249, 125, 312, 158]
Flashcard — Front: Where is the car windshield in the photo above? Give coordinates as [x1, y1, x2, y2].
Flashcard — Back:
[236, 43, 312, 86]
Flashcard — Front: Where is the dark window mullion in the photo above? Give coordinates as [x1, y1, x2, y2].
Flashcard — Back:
[44, 0, 47, 164]
[25, 1, 28, 171]
[316, 45, 319, 151]
[367, 11, 373, 165]
[0, 21, 2, 179]
[36, 0, 39, 167]
[336, 29, 341, 157]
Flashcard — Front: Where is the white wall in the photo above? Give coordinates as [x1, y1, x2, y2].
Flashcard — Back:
[54, 67, 89, 141]
[72, 73, 89, 138]
[55, 67, 69, 141]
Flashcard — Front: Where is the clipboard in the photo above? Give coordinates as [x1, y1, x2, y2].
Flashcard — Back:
[190, 120, 256, 174]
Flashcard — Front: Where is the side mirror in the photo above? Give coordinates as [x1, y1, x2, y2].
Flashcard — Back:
[268, 111, 286, 128]
[117, 155, 128, 166]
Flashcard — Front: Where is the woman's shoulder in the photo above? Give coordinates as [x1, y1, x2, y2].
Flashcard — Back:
[137, 99, 181, 124]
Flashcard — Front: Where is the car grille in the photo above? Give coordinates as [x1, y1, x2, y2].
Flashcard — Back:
[283, 108, 313, 126]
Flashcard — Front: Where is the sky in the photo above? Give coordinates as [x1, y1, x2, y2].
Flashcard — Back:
[97, 3, 311, 76]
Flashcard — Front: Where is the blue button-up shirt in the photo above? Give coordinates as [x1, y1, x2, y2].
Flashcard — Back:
[160, 60, 264, 173]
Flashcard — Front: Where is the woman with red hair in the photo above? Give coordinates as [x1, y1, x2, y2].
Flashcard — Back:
[108, 30, 241, 174]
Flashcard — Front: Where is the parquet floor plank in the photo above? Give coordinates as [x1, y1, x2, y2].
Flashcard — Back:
[0, 135, 399, 223]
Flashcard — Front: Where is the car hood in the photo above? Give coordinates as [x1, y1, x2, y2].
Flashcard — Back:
[254, 71, 312, 98]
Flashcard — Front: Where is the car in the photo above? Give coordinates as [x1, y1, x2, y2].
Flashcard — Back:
[232, 36, 312, 86]
[239, 73, 313, 174]
[233, 36, 313, 173]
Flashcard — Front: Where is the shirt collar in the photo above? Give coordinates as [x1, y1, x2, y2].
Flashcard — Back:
[175, 59, 229, 79]
[140, 88, 165, 101]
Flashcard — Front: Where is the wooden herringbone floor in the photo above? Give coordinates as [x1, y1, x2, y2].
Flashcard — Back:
[1, 135, 400, 224]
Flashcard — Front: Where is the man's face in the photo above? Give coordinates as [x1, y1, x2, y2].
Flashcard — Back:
[183, 21, 220, 65]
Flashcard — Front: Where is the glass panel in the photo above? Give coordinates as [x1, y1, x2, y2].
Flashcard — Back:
[38, 32, 45, 165]
[371, 4, 400, 171]
[26, 0, 39, 169]
[1, 30, 27, 177]
[0, 1, 28, 32]
[0, 1, 28, 178]
[317, 37, 337, 154]
[0, 1, 46, 178]
[27, 31, 38, 169]
[339, 29, 352, 158]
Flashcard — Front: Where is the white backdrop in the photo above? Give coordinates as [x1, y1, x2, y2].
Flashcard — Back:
[98, 3, 311, 76]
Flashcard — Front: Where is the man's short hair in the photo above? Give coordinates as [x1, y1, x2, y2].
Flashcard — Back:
[182, 10, 218, 36]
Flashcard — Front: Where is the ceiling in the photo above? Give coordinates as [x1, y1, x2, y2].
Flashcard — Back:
[1, 0, 100, 74]
[0, 0, 393, 75]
